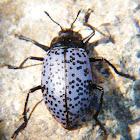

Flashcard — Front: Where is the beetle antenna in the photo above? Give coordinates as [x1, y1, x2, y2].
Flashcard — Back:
[44, 11, 63, 30]
[71, 10, 81, 29]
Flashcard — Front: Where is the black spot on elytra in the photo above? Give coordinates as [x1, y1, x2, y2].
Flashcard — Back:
[77, 66, 82, 70]
[76, 53, 82, 57]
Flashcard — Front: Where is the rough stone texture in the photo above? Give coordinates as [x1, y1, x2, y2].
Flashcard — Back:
[0, 0, 140, 140]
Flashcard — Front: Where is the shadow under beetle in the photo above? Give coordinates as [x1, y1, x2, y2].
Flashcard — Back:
[5, 9, 136, 139]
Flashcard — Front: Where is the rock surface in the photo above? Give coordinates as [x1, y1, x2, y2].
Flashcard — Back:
[0, 0, 140, 140]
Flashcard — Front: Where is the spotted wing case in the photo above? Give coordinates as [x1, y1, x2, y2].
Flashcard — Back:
[41, 47, 93, 129]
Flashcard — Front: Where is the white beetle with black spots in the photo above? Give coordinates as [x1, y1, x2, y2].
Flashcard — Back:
[5, 9, 136, 139]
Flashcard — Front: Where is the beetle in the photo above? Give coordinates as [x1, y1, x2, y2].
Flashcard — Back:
[5, 9, 136, 139]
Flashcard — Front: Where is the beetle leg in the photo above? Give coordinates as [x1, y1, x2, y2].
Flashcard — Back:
[83, 9, 114, 44]
[83, 9, 95, 44]
[92, 84, 104, 118]
[92, 84, 107, 137]
[90, 57, 136, 81]
[11, 85, 42, 139]
[83, 30, 95, 44]
[15, 34, 49, 51]
[5, 56, 43, 69]
[83, 9, 106, 36]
